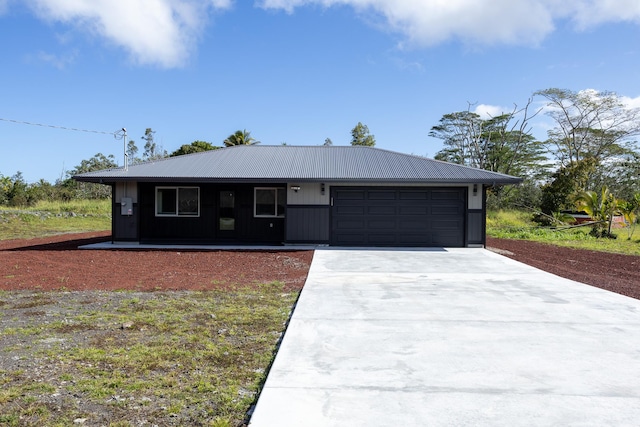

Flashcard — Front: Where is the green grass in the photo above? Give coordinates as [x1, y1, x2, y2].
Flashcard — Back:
[0, 286, 298, 426]
[0, 199, 111, 240]
[31, 199, 112, 215]
[487, 209, 640, 256]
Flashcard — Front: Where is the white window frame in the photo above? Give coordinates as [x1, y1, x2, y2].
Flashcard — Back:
[254, 187, 285, 218]
[155, 186, 200, 217]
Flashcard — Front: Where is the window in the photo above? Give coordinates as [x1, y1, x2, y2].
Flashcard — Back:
[254, 187, 285, 217]
[156, 187, 199, 217]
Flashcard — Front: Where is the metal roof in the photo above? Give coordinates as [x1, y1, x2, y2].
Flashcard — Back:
[73, 145, 523, 185]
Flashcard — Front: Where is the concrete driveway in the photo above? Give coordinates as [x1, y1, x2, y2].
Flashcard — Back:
[249, 248, 640, 426]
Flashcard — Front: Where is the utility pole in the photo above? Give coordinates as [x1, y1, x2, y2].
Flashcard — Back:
[122, 128, 128, 171]
[114, 128, 128, 170]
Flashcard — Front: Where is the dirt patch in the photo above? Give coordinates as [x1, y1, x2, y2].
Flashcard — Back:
[487, 237, 640, 300]
[0, 232, 313, 292]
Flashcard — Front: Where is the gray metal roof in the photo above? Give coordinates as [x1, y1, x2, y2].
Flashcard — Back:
[74, 145, 522, 185]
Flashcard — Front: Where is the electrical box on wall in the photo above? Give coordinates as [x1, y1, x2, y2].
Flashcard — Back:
[121, 197, 133, 216]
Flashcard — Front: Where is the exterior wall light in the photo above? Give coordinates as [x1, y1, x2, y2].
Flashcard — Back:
[321, 183, 325, 195]
[290, 185, 301, 192]
[473, 184, 478, 196]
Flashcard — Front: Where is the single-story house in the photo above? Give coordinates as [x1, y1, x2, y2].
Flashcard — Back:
[74, 145, 522, 247]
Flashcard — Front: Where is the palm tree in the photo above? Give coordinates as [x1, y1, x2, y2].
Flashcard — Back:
[618, 194, 640, 240]
[223, 130, 260, 147]
[574, 186, 620, 237]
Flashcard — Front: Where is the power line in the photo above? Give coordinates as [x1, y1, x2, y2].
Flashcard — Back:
[0, 117, 117, 135]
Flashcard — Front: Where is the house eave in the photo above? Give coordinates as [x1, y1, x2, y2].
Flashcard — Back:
[74, 175, 523, 186]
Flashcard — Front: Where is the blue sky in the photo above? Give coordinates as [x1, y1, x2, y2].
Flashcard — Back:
[2, 0, 640, 183]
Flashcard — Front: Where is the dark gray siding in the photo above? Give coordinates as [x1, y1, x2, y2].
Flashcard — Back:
[137, 182, 285, 244]
[466, 210, 484, 245]
[113, 202, 138, 241]
[285, 205, 330, 243]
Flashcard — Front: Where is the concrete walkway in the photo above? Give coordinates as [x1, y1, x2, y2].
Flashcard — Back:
[249, 248, 640, 426]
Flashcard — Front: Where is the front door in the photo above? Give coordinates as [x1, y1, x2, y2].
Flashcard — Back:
[218, 190, 236, 239]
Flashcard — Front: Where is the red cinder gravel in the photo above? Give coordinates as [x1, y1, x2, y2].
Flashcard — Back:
[487, 237, 640, 300]
[2, 232, 638, 301]
[0, 232, 313, 292]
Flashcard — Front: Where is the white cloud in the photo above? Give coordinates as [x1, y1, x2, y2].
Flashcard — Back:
[20, 1, 640, 68]
[26, 0, 232, 68]
[35, 49, 78, 69]
[258, 0, 640, 48]
[621, 95, 640, 110]
[571, 0, 640, 29]
[473, 104, 509, 119]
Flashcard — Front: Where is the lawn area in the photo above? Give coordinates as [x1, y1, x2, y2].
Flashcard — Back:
[487, 210, 640, 256]
[0, 199, 111, 240]
[0, 286, 298, 426]
[0, 200, 303, 426]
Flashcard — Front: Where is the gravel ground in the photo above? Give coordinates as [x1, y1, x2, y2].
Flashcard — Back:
[1, 231, 637, 297]
[487, 236, 640, 300]
[1, 232, 639, 426]
[0, 234, 312, 426]
[0, 232, 313, 292]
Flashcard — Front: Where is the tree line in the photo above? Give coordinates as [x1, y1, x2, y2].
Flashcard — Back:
[429, 87, 640, 237]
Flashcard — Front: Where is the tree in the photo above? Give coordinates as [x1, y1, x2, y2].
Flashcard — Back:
[223, 130, 259, 147]
[539, 157, 597, 215]
[28, 179, 60, 203]
[68, 153, 117, 175]
[430, 101, 547, 209]
[65, 153, 118, 199]
[574, 186, 620, 238]
[618, 194, 640, 240]
[4, 172, 30, 206]
[535, 88, 640, 167]
[589, 151, 640, 202]
[141, 128, 167, 161]
[350, 122, 376, 146]
[430, 100, 545, 177]
[126, 139, 141, 164]
[170, 141, 218, 157]
[324, 138, 333, 146]
[431, 110, 482, 165]
[0, 174, 11, 205]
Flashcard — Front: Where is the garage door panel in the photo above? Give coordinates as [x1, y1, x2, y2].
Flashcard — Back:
[368, 190, 397, 200]
[399, 220, 428, 231]
[332, 187, 466, 247]
[368, 206, 396, 215]
[432, 205, 464, 215]
[367, 219, 395, 229]
[431, 190, 464, 200]
[335, 219, 365, 230]
[368, 234, 397, 244]
[432, 230, 464, 245]
[399, 206, 428, 215]
[398, 233, 431, 244]
[399, 191, 428, 200]
[432, 219, 464, 230]
[335, 190, 366, 200]
[335, 206, 365, 215]
[335, 233, 366, 244]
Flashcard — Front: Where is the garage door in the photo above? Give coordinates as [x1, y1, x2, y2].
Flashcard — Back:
[331, 187, 466, 247]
